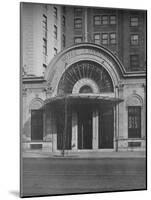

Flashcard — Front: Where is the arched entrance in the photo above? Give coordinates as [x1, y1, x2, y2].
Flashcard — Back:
[55, 60, 117, 150]
[45, 43, 123, 152]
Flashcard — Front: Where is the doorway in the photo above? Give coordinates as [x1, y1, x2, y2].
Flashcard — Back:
[78, 107, 92, 149]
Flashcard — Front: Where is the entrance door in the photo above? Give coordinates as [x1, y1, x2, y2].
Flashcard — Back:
[78, 109, 92, 149]
[99, 107, 114, 149]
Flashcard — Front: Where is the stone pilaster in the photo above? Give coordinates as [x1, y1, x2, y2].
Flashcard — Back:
[92, 110, 99, 150]
[71, 112, 78, 150]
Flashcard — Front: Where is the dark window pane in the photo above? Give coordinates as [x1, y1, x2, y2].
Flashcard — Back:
[31, 110, 43, 140]
[128, 106, 141, 138]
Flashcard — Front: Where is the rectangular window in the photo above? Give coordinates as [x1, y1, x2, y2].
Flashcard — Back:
[62, 34, 66, 47]
[74, 18, 82, 29]
[42, 14, 47, 30]
[74, 8, 82, 15]
[31, 110, 43, 141]
[130, 34, 139, 45]
[54, 48, 57, 56]
[130, 55, 139, 70]
[128, 106, 141, 138]
[102, 15, 108, 25]
[94, 34, 100, 44]
[43, 38, 47, 55]
[62, 16, 65, 27]
[54, 25, 57, 39]
[110, 33, 116, 44]
[94, 15, 101, 25]
[130, 17, 139, 26]
[54, 7, 57, 18]
[110, 15, 116, 24]
[101, 33, 108, 45]
[74, 37, 82, 44]
[42, 14, 47, 40]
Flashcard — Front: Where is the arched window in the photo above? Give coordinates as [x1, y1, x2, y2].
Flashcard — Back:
[79, 85, 93, 93]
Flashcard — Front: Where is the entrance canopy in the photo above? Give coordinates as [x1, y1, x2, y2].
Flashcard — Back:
[44, 94, 123, 106]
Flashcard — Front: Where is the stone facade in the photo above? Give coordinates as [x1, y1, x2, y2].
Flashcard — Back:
[21, 4, 146, 154]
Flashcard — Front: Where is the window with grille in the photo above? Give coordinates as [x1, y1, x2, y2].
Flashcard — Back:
[130, 17, 139, 26]
[94, 34, 100, 44]
[101, 33, 108, 45]
[130, 55, 139, 70]
[110, 15, 116, 24]
[110, 33, 116, 44]
[130, 34, 139, 45]
[74, 18, 82, 29]
[94, 16, 101, 25]
[31, 110, 43, 141]
[128, 106, 141, 138]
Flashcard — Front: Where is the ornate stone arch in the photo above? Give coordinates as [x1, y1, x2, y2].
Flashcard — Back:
[29, 98, 44, 111]
[45, 43, 123, 97]
[126, 94, 143, 108]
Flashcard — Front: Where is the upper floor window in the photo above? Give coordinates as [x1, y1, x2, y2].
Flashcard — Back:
[54, 48, 57, 56]
[130, 17, 139, 26]
[101, 33, 108, 45]
[54, 7, 57, 18]
[102, 15, 108, 25]
[110, 33, 116, 44]
[94, 16, 101, 25]
[42, 14, 47, 39]
[54, 25, 57, 39]
[74, 18, 82, 29]
[130, 34, 139, 45]
[43, 38, 47, 55]
[94, 34, 100, 44]
[62, 16, 65, 27]
[110, 15, 116, 24]
[62, 34, 66, 47]
[74, 8, 82, 15]
[130, 55, 139, 70]
[74, 37, 82, 44]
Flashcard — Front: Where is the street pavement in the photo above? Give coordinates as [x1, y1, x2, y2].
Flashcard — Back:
[21, 157, 146, 197]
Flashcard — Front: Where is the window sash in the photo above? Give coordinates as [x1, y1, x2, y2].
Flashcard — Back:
[74, 18, 82, 28]
[110, 15, 116, 24]
[94, 16, 101, 25]
[130, 35, 139, 45]
[102, 16, 108, 25]
[130, 17, 138, 26]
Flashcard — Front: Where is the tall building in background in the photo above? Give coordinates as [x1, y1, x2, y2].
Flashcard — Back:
[21, 3, 146, 154]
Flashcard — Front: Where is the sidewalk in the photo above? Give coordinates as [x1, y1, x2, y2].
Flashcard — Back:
[22, 150, 146, 158]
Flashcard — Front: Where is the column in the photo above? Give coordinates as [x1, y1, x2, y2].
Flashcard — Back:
[93, 110, 99, 150]
[71, 112, 78, 150]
